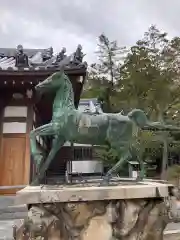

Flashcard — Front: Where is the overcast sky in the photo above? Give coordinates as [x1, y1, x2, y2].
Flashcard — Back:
[1, 0, 180, 62]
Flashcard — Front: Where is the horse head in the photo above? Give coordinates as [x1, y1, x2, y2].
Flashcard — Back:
[35, 71, 71, 93]
[35, 55, 72, 93]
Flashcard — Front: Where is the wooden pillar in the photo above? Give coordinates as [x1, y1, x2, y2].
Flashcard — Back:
[25, 100, 34, 184]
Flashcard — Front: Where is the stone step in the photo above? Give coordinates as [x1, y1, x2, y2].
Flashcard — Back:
[0, 196, 27, 220]
[0, 211, 27, 220]
[0, 219, 23, 239]
[0, 205, 27, 214]
[0, 196, 15, 208]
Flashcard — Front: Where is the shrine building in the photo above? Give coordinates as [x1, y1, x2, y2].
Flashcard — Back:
[0, 45, 87, 194]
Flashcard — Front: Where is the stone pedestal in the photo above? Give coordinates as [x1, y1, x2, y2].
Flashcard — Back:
[15, 179, 174, 239]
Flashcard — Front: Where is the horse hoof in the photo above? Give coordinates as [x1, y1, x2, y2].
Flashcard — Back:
[33, 155, 44, 168]
[100, 176, 110, 186]
[31, 178, 40, 186]
[136, 175, 144, 182]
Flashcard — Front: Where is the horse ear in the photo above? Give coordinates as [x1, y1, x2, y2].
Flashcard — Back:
[54, 71, 64, 80]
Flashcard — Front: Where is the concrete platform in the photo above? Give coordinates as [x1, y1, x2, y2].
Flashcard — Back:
[16, 179, 173, 204]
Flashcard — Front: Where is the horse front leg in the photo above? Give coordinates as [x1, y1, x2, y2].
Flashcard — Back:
[102, 120, 132, 185]
[30, 122, 59, 171]
[31, 134, 66, 185]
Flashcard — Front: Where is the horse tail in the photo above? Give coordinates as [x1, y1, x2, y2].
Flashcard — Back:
[127, 109, 149, 128]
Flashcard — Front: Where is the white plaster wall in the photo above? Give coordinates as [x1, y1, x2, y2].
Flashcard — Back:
[4, 106, 27, 117]
[3, 122, 27, 133]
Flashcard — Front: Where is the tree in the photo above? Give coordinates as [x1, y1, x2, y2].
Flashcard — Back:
[82, 27, 180, 178]
[119, 44, 154, 111]
[119, 25, 180, 179]
[82, 34, 128, 174]
[89, 33, 126, 112]
[142, 26, 180, 179]
[167, 165, 180, 187]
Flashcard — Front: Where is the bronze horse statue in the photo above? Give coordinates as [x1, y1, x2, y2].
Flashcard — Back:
[30, 63, 180, 185]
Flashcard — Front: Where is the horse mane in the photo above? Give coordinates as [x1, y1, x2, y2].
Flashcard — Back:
[56, 71, 75, 109]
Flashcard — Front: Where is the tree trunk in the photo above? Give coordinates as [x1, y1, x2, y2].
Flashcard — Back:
[157, 108, 168, 180]
[161, 138, 168, 180]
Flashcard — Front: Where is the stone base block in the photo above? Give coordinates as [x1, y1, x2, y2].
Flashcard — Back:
[14, 180, 174, 239]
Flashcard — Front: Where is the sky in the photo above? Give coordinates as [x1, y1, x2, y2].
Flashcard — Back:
[1, 0, 180, 63]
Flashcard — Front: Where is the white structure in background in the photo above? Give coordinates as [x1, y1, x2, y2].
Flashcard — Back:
[128, 161, 139, 178]
[78, 98, 103, 114]
[66, 98, 104, 174]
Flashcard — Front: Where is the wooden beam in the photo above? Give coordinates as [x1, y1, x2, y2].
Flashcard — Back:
[0, 67, 87, 77]
[3, 117, 27, 122]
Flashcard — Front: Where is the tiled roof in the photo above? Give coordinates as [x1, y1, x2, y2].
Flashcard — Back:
[0, 47, 48, 57]
[0, 46, 87, 71]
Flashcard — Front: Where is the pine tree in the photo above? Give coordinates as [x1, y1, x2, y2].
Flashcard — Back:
[90, 33, 126, 112]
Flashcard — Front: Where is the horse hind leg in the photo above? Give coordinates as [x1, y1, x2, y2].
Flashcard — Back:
[101, 147, 131, 185]
[102, 122, 131, 184]
[106, 150, 130, 176]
